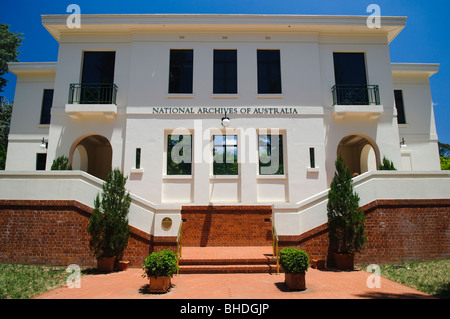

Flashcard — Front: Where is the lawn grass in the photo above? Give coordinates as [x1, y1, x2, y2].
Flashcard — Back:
[373, 259, 450, 299]
[0, 263, 74, 299]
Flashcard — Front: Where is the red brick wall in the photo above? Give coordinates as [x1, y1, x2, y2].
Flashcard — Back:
[280, 199, 450, 265]
[0, 200, 151, 268]
[181, 205, 273, 247]
[1, 199, 448, 267]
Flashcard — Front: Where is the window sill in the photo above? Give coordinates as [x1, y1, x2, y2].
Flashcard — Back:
[210, 175, 240, 180]
[162, 175, 193, 180]
[130, 168, 144, 174]
[256, 94, 284, 99]
[307, 167, 320, 173]
[256, 174, 288, 180]
[166, 94, 195, 99]
[211, 95, 240, 99]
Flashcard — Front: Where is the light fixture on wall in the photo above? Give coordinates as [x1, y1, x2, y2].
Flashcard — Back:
[40, 138, 48, 150]
[400, 137, 406, 147]
[221, 111, 230, 127]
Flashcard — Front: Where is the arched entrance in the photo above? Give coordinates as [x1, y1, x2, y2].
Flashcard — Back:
[70, 134, 112, 180]
[337, 134, 379, 176]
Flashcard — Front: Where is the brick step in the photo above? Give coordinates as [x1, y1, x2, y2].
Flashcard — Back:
[179, 257, 277, 266]
[179, 263, 280, 274]
[177, 246, 279, 274]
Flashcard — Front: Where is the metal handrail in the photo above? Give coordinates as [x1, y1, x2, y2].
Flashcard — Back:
[176, 220, 182, 276]
[332, 84, 380, 106]
[271, 217, 280, 275]
[68, 83, 118, 104]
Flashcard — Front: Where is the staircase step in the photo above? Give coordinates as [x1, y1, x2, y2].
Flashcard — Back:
[179, 264, 279, 274]
[178, 246, 280, 274]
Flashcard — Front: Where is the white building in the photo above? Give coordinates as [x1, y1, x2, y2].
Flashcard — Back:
[3, 14, 446, 245]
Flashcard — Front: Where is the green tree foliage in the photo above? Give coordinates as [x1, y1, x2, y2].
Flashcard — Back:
[87, 169, 131, 258]
[378, 156, 396, 170]
[438, 142, 450, 170]
[440, 156, 450, 170]
[51, 155, 72, 170]
[327, 155, 367, 254]
[0, 100, 12, 169]
[0, 24, 23, 92]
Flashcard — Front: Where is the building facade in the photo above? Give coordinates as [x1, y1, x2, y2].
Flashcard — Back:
[6, 14, 440, 207]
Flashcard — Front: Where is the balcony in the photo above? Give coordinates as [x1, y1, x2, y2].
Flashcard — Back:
[331, 84, 383, 119]
[65, 83, 118, 119]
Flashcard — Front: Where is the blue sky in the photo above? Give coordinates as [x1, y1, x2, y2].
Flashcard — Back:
[1, 0, 449, 144]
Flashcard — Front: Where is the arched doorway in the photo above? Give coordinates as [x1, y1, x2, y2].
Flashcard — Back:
[70, 134, 112, 180]
[337, 134, 379, 176]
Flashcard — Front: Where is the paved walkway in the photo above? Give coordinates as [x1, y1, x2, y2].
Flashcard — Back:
[36, 267, 433, 299]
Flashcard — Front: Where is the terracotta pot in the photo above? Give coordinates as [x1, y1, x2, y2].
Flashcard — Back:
[148, 276, 171, 293]
[116, 260, 130, 271]
[97, 256, 116, 272]
[285, 273, 306, 291]
[312, 259, 326, 269]
[333, 253, 354, 270]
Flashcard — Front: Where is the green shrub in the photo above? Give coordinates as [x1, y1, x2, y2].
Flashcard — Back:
[51, 155, 72, 170]
[142, 249, 179, 278]
[86, 168, 131, 258]
[378, 156, 396, 170]
[327, 155, 367, 254]
[279, 248, 310, 274]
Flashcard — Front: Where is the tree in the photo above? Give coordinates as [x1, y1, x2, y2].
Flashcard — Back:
[87, 168, 131, 259]
[51, 155, 72, 170]
[327, 155, 367, 254]
[378, 156, 396, 170]
[0, 24, 23, 92]
[438, 142, 450, 157]
[0, 99, 12, 169]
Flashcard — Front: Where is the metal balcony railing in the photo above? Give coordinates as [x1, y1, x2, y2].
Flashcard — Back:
[69, 83, 118, 104]
[332, 84, 380, 106]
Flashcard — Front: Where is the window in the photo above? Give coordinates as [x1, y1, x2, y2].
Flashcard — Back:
[135, 148, 141, 169]
[40, 89, 54, 124]
[258, 134, 284, 175]
[36, 153, 47, 170]
[169, 49, 193, 94]
[333, 52, 370, 105]
[167, 135, 192, 175]
[309, 148, 315, 169]
[213, 135, 238, 175]
[213, 50, 237, 94]
[257, 50, 282, 94]
[394, 90, 406, 124]
[80, 51, 116, 104]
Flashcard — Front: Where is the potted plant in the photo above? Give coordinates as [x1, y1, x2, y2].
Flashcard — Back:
[86, 168, 131, 272]
[327, 155, 367, 270]
[279, 248, 310, 291]
[142, 249, 179, 293]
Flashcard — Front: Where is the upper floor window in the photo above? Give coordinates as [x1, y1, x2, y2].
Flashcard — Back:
[82, 51, 116, 84]
[394, 90, 406, 124]
[40, 89, 54, 125]
[169, 49, 193, 94]
[213, 135, 238, 175]
[257, 50, 282, 94]
[213, 49, 237, 94]
[258, 134, 284, 175]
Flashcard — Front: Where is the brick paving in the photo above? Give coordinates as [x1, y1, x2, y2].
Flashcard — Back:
[35, 246, 434, 299]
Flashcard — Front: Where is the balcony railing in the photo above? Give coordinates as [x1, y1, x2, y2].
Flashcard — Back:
[332, 84, 380, 106]
[69, 83, 118, 104]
